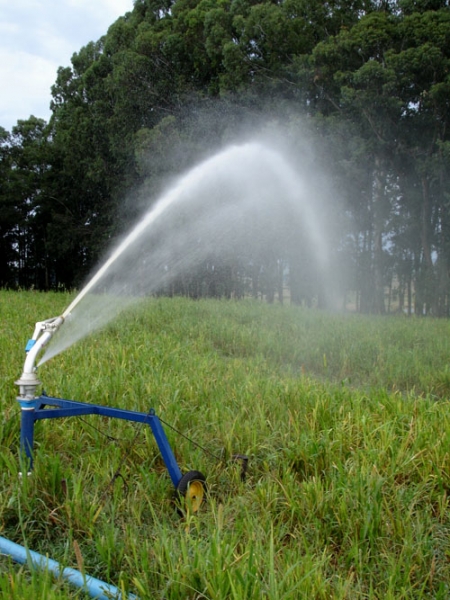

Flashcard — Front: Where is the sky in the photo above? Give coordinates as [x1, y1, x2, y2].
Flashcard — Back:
[0, 0, 134, 132]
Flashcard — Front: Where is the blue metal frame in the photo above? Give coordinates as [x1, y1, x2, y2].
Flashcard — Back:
[18, 393, 183, 487]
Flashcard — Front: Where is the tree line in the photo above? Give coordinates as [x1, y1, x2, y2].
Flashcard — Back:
[1, 0, 450, 314]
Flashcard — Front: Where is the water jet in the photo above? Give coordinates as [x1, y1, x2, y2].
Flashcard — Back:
[40, 140, 329, 365]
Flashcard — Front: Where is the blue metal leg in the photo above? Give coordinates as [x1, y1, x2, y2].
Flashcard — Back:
[148, 415, 182, 487]
[19, 408, 35, 471]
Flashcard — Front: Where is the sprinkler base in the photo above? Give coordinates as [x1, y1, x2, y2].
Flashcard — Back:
[17, 392, 184, 488]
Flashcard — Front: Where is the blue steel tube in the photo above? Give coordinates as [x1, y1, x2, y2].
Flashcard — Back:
[148, 414, 182, 487]
[19, 404, 36, 470]
[0, 536, 137, 600]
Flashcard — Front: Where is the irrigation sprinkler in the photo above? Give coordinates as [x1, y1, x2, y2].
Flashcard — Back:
[10, 313, 208, 598]
[15, 315, 207, 509]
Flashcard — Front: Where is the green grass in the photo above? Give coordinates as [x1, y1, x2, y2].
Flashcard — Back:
[1, 290, 450, 598]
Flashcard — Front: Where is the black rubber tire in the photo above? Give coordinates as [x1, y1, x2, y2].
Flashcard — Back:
[175, 470, 207, 513]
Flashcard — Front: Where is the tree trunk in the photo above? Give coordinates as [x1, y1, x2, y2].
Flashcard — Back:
[416, 176, 435, 314]
[372, 159, 386, 314]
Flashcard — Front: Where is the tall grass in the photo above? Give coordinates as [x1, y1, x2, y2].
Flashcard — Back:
[1, 290, 450, 598]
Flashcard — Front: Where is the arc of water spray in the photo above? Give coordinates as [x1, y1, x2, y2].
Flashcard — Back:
[39, 140, 330, 366]
[63, 141, 327, 319]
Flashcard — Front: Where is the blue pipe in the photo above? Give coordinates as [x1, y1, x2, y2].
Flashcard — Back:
[0, 536, 137, 599]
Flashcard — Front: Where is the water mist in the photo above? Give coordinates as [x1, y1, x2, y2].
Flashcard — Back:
[40, 140, 329, 364]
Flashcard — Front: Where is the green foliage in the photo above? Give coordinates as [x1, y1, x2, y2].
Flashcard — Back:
[2, 292, 450, 596]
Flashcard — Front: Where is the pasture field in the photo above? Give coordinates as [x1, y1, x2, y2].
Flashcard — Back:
[1, 290, 450, 598]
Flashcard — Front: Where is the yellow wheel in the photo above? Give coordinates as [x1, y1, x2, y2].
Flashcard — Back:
[176, 470, 207, 513]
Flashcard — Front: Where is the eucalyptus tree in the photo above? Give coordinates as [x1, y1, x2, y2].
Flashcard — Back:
[1, 117, 54, 289]
[297, 12, 400, 312]
[391, 9, 450, 314]
[0, 127, 16, 287]
[295, 4, 450, 313]
[48, 40, 123, 286]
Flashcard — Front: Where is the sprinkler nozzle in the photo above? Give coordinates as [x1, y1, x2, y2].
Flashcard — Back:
[15, 316, 65, 400]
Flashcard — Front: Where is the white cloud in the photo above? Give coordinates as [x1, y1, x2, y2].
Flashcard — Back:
[0, 49, 56, 128]
[0, 0, 133, 131]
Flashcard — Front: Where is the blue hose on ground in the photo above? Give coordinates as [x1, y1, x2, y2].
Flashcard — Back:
[0, 536, 137, 599]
